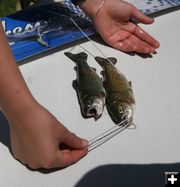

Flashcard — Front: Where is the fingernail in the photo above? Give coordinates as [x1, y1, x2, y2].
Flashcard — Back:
[82, 139, 89, 147]
[155, 42, 160, 48]
[83, 148, 89, 153]
[150, 47, 155, 53]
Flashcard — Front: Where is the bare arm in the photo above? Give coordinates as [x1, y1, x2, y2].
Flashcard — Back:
[0, 22, 88, 169]
[0, 23, 36, 115]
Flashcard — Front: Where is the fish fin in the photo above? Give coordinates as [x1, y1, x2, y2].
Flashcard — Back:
[91, 67, 96, 71]
[102, 82, 106, 89]
[37, 37, 49, 47]
[100, 71, 104, 76]
[100, 71, 105, 82]
[95, 56, 117, 66]
[129, 81, 132, 87]
[107, 57, 117, 65]
[72, 80, 78, 90]
[74, 66, 77, 71]
[100, 90, 106, 98]
[95, 56, 105, 66]
[64, 52, 88, 62]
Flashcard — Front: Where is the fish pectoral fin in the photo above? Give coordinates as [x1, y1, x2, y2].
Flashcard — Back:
[100, 71, 105, 83]
[102, 82, 106, 89]
[72, 80, 78, 90]
[100, 71, 104, 76]
[91, 67, 96, 72]
[74, 66, 78, 71]
[129, 81, 132, 87]
[100, 90, 106, 98]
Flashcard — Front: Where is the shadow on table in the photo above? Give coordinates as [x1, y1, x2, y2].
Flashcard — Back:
[0, 112, 11, 149]
[75, 163, 180, 187]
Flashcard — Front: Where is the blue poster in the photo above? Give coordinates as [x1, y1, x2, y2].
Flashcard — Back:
[1, 2, 95, 62]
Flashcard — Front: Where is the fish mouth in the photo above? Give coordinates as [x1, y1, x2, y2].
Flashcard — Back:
[84, 98, 105, 120]
[86, 106, 102, 120]
[86, 107, 98, 118]
[120, 104, 135, 125]
[108, 103, 135, 125]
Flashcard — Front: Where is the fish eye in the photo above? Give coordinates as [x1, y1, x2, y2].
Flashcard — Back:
[86, 100, 91, 107]
[118, 107, 124, 114]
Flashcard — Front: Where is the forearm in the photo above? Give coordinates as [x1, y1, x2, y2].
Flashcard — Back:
[0, 20, 87, 170]
[0, 22, 36, 119]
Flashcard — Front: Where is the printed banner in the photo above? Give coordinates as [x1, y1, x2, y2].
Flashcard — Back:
[1, 2, 94, 62]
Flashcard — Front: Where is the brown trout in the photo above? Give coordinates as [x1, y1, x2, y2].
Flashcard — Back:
[95, 56, 135, 124]
[65, 52, 106, 120]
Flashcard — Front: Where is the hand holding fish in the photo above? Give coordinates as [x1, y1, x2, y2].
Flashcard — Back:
[78, 0, 160, 53]
[9, 103, 88, 169]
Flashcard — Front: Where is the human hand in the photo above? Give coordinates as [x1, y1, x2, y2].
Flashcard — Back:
[0, 22, 87, 170]
[8, 103, 88, 169]
[79, 0, 160, 54]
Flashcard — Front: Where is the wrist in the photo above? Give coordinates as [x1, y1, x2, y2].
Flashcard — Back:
[1, 93, 38, 125]
[77, 0, 105, 20]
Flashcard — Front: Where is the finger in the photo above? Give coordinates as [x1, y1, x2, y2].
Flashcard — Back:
[61, 130, 88, 149]
[108, 30, 150, 53]
[55, 149, 88, 168]
[112, 35, 155, 54]
[134, 26, 160, 48]
[131, 7, 154, 24]
[124, 35, 156, 53]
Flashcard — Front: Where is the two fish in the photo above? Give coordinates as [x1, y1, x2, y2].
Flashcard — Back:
[65, 52, 135, 125]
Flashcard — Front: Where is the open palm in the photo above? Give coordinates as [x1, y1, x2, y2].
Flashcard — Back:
[93, 0, 159, 53]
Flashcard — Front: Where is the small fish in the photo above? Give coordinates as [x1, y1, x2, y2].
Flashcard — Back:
[65, 52, 106, 120]
[7, 14, 84, 47]
[7, 26, 49, 47]
[7, 16, 67, 47]
[95, 56, 135, 124]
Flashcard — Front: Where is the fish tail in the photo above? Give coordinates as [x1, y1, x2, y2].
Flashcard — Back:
[94, 56, 105, 67]
[95, 56, 117, 66]
[64, 52, 88, 62]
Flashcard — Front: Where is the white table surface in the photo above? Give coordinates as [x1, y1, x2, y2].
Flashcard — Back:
[0, 7, 180, 187]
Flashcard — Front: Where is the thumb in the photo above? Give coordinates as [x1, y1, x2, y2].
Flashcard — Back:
[131, 7, 154, 24]
[61, 130, 89, 150]
[55, 148, 87, 168]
